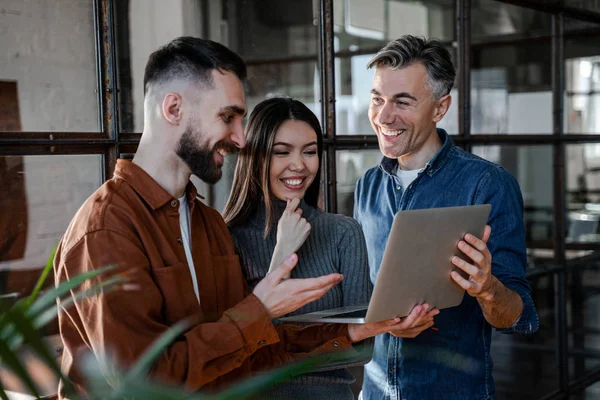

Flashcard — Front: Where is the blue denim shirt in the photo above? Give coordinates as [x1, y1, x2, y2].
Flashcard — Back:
[354, 129, 539, 400]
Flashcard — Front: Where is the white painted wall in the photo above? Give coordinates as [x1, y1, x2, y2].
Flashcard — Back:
[0, 155, 102, 271]
[0, 0, 98, 132]
[0, 1, 101, 271]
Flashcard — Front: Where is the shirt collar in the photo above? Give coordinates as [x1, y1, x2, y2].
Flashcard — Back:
[113, 159, 204, 210]
[379, 128, 454, 177]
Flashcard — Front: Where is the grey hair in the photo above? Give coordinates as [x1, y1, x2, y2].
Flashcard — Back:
[367, 35, 456, 99]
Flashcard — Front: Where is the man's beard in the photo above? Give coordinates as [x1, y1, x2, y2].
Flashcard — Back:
[175, 127, 238, 184]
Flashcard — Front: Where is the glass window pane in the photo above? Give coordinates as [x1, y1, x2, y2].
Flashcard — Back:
[472, 0, 552, 42]
[0, 0, 100, 132]
[568, 258, 600, 382]
[565, 17, 600, 32]
[116, 0, 319, 132]
[565, 22, 600, 135]
[335, 54, 376, 136]
[585, 381, 600, 397]
[0, 155, 103, 276]
[492, 281, 559, 398]
[232, 0, 321, 119]
[494, 0, 560, 7]
[116, 0, 204, 133]
[334, 0, 456, 136]
[438, 46, 458, 135]
[472, 145, 553, 248]
[566, 144, 600, 243]
[336, 149, 382, 216]
[336, 0, 455, 49]
[246, 61, 321, 124]
[471, 41, 553, 134]
[471, 1, 553, 134]
[236, 0, 318, 59]
[565, 0, 600, 14]
[473, 144, 557, 397]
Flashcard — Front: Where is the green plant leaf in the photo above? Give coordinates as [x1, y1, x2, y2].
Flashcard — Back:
[123, 319, 191, 381]
[2, 305, 66, 384]
[32, 275, 125, 330]
[0, 333, 42, 398]
[0, 386, 10, 400]
[26, 264, 116, 318]
[0, 301, 12, 338]
[76, 351, 114, 398]
[0, 274, 122, 350]
[81, 320, 191, 399]
[76, 324, 357, 400]
[210, 350, 358, 400]
[25, 245, 57, 308]
[80, 350, 203, 400]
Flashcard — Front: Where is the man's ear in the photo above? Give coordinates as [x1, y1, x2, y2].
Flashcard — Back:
[433, 94, 452, 123]
[162, 92, 183, 125]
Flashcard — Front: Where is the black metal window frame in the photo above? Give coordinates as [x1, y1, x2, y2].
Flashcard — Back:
[2, 0, 600, 398]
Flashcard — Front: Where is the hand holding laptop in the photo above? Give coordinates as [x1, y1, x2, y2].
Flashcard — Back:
[347, 303, 440, 343]
[450, 225, 494, 299]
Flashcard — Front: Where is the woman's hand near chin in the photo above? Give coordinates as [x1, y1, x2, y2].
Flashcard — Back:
[268, 197, 311, 279]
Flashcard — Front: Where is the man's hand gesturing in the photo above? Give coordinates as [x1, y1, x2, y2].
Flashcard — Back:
[254, 254, 343, 318]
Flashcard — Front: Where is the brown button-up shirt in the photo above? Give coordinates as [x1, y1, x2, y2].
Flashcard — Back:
[54, 160, 353, 397]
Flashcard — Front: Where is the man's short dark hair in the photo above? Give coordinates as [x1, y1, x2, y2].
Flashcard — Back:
[368, 35, 456, 99]
[143, 36, 247, 95]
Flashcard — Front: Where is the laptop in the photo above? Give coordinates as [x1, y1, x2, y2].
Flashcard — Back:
[279, 204, 492, 324]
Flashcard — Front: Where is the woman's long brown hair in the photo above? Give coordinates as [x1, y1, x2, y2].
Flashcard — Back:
[223, 97, 324, 236]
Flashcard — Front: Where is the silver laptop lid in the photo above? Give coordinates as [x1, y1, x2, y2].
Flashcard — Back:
[364, 204, 491, 323]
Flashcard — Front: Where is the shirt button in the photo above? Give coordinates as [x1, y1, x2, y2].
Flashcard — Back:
[396, 185, 401, 190]
[258, 340, 266, 346]
[170, 200, 178, 208]
[333, 341, 340, 347]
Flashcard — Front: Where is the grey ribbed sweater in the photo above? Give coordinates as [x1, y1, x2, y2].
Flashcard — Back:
[228, 199, 373, 396]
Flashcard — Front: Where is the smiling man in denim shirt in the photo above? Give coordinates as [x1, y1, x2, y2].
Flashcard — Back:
[354, 35, 540, 400]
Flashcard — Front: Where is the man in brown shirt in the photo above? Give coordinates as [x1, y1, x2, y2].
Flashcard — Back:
[54, 37, 438, 397]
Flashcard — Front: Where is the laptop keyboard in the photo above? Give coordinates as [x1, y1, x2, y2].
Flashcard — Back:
[320, 309, 367, 319]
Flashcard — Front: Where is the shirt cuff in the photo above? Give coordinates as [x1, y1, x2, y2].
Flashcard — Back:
[496, 288, 539, 335]
[311, 331, 361, 371]
[222, 294, 280, 354]
[312, 323, 356, 357]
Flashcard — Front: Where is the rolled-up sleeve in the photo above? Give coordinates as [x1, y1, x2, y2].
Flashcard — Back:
[496, 288, 538, 334]
[475, 166, 539, 335]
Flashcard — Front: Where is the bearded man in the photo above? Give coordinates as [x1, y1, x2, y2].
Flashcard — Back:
[54, 37, 388, 398]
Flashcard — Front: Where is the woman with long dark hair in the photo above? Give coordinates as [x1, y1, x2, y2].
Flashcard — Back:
[223, 97, 372, 399]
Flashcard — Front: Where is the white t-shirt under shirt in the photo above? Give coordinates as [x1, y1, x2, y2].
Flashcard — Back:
[178, 194, 200, 305]
[396, 166, 423, 190]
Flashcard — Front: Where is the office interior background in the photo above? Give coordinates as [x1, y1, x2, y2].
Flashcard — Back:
[1, 0, 600, 399]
